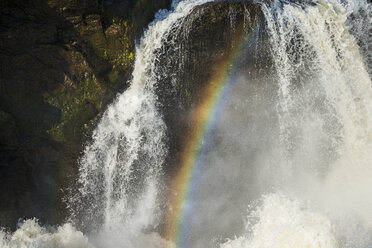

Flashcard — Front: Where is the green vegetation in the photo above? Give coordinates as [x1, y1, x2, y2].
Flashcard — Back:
[107, 20, 136, 69]
[45, 79, 103, 145]
[112, 50, 134, 67]
[45, 18, 136, 145]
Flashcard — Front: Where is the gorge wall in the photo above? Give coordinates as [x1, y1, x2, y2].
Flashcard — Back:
[0, 0, 172, 228]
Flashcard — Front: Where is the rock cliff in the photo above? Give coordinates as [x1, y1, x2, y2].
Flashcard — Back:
[0, 0, 171, 228]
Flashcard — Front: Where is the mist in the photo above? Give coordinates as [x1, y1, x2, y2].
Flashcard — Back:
[176, 0, 372, 247]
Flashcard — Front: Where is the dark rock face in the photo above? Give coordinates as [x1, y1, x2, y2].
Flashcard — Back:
[0, 0, 171, 229]
[155, 1, 269, 177]
[151, 0, 273, 235]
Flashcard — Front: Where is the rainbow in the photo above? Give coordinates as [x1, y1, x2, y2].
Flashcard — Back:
[165, 19, 256, 247]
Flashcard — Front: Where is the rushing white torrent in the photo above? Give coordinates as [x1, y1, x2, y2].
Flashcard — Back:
[220, 0, 372, 247]
[260, 0, 372, 224]
[220, 194, 338, 248]
[0, 219, 88, 248]
[66, 0, 214, 246]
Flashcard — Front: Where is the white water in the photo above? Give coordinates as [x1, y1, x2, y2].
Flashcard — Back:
[67, 0, 214, 246]
[221, 194, 339, 248]
[1, 0, 372, 247]
[222, 0, 372, 247]
[0, 219, 88, 248]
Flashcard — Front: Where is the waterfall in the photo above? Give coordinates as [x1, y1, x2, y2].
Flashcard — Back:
[222, 0, 372, 247]
[1, 0, 371, 247]
[67, 0, 214, 245]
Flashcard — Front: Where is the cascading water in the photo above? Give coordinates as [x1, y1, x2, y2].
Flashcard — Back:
[68, 0, 215, 246]
[0, 0, 371, 247]
[221, 0, 372, 247]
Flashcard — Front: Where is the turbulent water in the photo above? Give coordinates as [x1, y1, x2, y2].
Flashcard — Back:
[221, 0, 372, 247]
[1, 0, 372, 247]
[67, 0, 214, 246]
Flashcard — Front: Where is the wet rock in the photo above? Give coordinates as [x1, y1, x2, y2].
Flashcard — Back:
[0, 111, 18, 150]
[155, 1, 268, 176]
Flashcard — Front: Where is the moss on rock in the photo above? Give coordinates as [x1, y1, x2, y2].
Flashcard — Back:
[45, 78, 102, 145]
